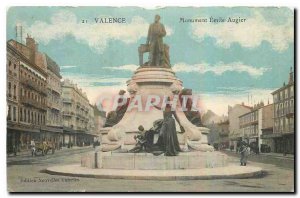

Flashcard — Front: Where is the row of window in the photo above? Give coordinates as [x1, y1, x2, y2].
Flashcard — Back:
[48, 92, 62, 105]
[8, 59, 18, 70]
[19, 107, 46, 125]
[63, 119, 88, 129]
[63, 104, 89, 115]
[274, 99, 294, 117]
[7, 105, 17, 121]
[8, 57, 47, 89]
[273, 85, 294, 103]
[274, 117, 294, 133]
[63, 90, 89, 109]
[239, 110, 258, 125]
[47, 111, 62, 126]
[20, 67, 46, 89]
[7, 105, 46, 125]
[47, 74, 61, 90]
[241, 124, 259, 137]
[20, 87, 46, 105]
[7, 82, 17, 100]
[7, 59, 19, 87]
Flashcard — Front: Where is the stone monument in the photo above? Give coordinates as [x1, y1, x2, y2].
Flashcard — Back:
[100, 15, 213, 152]
[47, 15, 262, 180]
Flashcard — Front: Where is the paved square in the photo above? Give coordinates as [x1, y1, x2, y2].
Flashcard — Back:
[7, 147, 294, 192]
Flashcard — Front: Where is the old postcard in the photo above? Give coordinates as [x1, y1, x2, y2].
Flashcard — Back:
[6, 6, 294, 192]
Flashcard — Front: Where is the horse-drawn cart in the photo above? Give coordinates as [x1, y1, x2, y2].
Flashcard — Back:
[32, 141, 55, 156]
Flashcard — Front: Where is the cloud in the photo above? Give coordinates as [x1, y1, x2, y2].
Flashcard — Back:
[60, 72, 128, 105]
[173, 62, 270, 77]
[101, 62, 269, 78]
[60, 65, 77, 69]
[61, 72, 128, 88]
[103, 64, 139, 72]
[191, 10, 294, 51]
[102, 62, 269, 78]
[23, 10, 173, 54]
[199, 88, 274, 115]
[59, 69, 274, 115]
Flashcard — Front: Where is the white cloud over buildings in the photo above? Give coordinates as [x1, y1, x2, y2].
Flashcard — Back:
[23, 10, 173, 54]
[101, 62, 269, 78]
[173, 62, 270, 77]
[103, 64, 139, 72]
[191, 10, 294, 51]
[199, 88, 274, 116]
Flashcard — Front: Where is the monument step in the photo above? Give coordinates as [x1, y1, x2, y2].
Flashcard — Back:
[81, 151, 228, 170]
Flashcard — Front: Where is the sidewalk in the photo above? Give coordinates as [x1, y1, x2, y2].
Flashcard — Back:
[259, 152, 294, 159]
[223, 149, 294, 160]
[7, 146, 93, 158]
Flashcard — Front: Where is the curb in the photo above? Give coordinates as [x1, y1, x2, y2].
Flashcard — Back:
[45, 165, 263, 181]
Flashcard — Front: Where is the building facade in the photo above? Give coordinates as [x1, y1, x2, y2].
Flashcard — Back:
[228, 103, 252, 151]
[44, 54, 63, 147]
[218, 120, 230, 149]
[7, 37, 48, 153]
[61, 79, 95, 146]
[239, 102, 273, 152]
[270, 68, 294, 154]
[92, 104, 106, 132]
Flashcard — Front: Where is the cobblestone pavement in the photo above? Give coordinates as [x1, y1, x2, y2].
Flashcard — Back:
[7, 148, 294, 192]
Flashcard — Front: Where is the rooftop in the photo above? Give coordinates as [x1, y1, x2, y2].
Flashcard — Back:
[45, 54, 62, 78]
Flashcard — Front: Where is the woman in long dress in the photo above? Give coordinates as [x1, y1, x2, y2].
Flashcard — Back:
[239, 141, 250, 166]
[152, 98, 185, 156]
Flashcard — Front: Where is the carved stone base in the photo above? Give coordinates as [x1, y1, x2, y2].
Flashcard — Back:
[100, 67, 211, 152]
[81, 151, 227, 170]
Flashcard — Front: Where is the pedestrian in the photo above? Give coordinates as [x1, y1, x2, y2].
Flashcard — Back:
[239, 141, 250, 166]
[236, 141, 241, 153]
[30, 139, 36, 156]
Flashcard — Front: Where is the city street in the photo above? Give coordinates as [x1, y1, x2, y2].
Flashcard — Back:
[7, 147, 294, 192]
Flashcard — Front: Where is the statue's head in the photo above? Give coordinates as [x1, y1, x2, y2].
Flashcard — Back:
[119, 89, 126, 95]
[138, 125, 144, 132]
[154, 15, 160, 23]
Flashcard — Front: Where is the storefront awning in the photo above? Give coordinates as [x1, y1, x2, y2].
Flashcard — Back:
[63, 127, 76, 134]
[41, 126, 63, 133]
[260, 133, 282, 139]
[7, 123, 40, 133]
[282, 132, 294, 136]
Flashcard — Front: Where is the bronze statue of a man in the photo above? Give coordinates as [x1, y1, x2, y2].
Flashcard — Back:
[146, 15, 166, 66]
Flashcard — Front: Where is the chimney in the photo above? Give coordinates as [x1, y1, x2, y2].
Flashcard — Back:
[26, 34, 36, 64]
[260, 101, 264, 106]
[289, 67, 294, 84]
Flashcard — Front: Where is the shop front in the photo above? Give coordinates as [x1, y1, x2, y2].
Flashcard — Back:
[75, 131, 96, 147]
[260, 132, 281, 153]
[282, 133, 294, 154]
[40, 126, 63, 149]
[62, 127, 76, 147]
[270, 133, 294, 154]
[7, 122, 40, 154]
